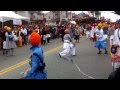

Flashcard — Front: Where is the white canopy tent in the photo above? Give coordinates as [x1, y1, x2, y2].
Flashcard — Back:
[0, 11, 30, 28]
[0, 11, 30, 22]
[101, 12, 120, 22]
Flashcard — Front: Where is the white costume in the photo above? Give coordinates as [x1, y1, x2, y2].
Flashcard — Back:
[60, 40, 71, 60]
[95, 29, 104, 41]
[59, 34, 76, 60]
[5, 31, 16, 49]
[70, 42, 76, 55]
[95, 28, 107, 50]
[3, 41, 7, 49]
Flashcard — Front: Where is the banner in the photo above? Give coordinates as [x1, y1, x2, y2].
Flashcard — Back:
[13, 19, 22, 25]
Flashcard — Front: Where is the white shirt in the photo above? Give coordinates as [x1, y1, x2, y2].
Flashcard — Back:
[113, 29, 120, 56]
[90, 29, 95, 38]
[113, 29, 120, 46]
[20, 28, 27, 35]
[86, 31, 90, 34]
[95, 29, 104, 41]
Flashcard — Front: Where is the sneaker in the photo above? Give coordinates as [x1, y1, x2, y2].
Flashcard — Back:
[105, 51, 108, 54]
[59, 53, 61, 58]
[70, 59, 74, 63]
[72, 54, 77, 56]
[98, 51, 101, 54]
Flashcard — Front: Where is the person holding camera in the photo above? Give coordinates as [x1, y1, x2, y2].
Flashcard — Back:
[112, 21, 120, 69]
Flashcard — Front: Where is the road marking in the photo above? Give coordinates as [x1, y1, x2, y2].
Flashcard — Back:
[0, 45, 62, 75]
[0, 37, 86, 76]
[66, 40, 95, 79]
[74, 63, 95, 79]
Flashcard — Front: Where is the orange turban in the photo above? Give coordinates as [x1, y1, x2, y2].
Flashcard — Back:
[29, 32, 41, 46]
[98, 23, 103, 28]
[6, 27, 11, 31]
[4, 26, 8, 29]
[64, 29, 69, 34]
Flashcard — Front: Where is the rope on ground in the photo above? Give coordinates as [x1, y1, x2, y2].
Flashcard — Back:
[74, 63, 95, 79]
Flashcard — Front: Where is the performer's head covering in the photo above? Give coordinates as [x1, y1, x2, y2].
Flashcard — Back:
[64, 29, 69, 34]
[29, 32, 41, 46]
[6, 27, 12, 31]
[98, 23, 103, 28]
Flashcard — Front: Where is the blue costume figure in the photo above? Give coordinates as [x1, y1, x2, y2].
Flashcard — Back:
[24, 32, 47, 79]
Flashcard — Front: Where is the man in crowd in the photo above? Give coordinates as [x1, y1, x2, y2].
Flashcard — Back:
[60, 25, 65, 42]
[108, 24, 115, 46]
[112, 21, 120, 69]
[74, 25, 80, 43]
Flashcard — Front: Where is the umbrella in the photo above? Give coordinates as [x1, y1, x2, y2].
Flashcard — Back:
[70, 21, 76, 24]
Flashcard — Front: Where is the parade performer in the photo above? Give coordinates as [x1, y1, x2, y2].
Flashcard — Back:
[24, 32, 47, 79]
[5, 27, 16, 56]
[95, 23, 108, 54]
[59, 29, 76, 61]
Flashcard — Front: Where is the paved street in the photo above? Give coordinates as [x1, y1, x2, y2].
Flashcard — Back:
[0, 37, 112, 79]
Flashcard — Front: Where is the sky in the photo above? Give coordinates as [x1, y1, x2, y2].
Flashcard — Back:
[42, 11, 115, 14]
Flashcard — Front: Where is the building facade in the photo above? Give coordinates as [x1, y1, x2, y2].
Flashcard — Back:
[14, 11, 44, 21]
[60, 11, 68, 21]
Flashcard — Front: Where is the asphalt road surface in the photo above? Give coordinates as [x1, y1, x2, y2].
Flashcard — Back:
[0, 37, 112, 79]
